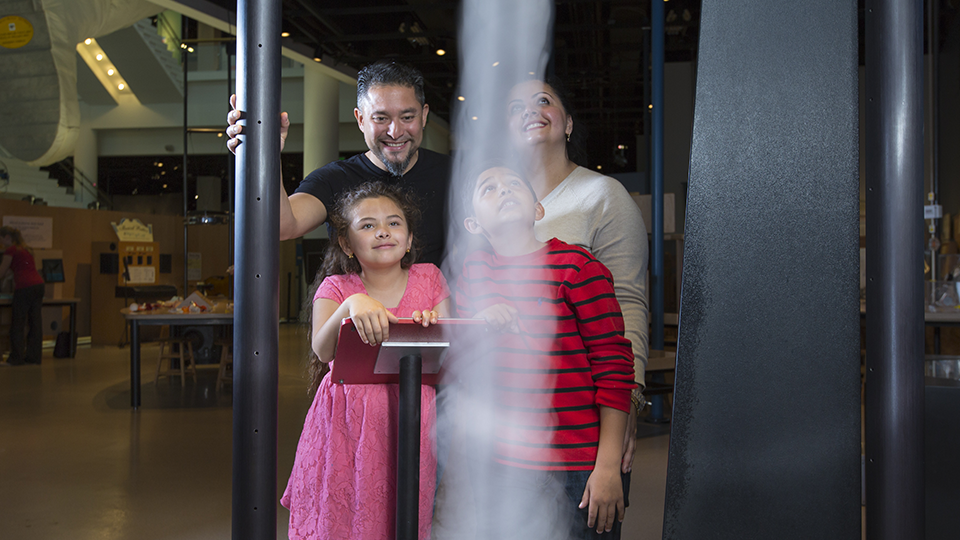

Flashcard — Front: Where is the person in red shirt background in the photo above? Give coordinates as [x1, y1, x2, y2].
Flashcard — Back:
[0, 226, 45, 366]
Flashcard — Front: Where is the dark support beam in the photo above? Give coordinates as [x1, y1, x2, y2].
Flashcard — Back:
[233, 0, 281, 539]
[865, 0, 925, 538]
[650, 0, 665, 353]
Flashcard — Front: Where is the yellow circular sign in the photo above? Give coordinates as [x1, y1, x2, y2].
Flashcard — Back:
[0, 15, 34, 49]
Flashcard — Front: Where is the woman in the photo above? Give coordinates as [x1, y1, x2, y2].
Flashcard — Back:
[0, 226, 45, 366]
[506, 77, 650, 523]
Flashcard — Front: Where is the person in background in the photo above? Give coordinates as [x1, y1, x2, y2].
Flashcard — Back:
[506, 78, 649, 493]
[0, 226, 45, 366]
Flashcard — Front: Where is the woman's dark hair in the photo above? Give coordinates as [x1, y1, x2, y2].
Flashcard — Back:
[541, 76, 588, 166]
[304, 181, 422, 395]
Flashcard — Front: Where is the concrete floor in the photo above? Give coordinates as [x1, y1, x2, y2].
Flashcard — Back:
[0, 324, 670, 540]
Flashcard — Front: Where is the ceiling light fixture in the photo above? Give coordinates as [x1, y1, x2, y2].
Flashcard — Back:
[457, 96, 465, 101]
[118, 83, 125, 90]
[313, 57, 322, 62]
[84, 38, 92, 45]
[436, 49, 446, 56]
[96, 53, 103, 61]
[107, 68, 115, 76]
[492, 61, 500, 67]
[281, 31, 290, 37]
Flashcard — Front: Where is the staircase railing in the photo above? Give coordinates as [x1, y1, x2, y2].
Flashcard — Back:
[53, 158, 113, 209]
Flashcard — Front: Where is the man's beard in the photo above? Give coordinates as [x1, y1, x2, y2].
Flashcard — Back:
[373, 142, 418, 176]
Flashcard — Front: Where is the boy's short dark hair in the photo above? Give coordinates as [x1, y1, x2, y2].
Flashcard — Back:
[356, 60, 426, 109]
[460, 158, 536, 218]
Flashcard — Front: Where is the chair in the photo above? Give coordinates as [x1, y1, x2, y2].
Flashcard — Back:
[154, 327, 197, 384]
[215, 337, 233, 391]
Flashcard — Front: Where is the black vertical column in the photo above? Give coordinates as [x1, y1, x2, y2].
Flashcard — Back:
[865, 1, 925, 539]
[397, 355, 422, 540]
[663, 0, 861, 538]
[233, 1, 281, 539]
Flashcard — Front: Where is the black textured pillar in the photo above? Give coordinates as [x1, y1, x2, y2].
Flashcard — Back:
[865, 0, 925, 539]
[232, 1, 281, 539]
[663, 1, 861, 538]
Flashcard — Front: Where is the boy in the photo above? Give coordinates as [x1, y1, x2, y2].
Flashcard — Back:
[455, 163, 636, 539]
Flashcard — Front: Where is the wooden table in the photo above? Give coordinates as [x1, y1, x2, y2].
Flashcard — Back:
[0, 297, 79, 358]
[121, 309, 233, 409]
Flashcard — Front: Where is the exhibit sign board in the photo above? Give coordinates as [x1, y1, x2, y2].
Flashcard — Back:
[3, 216, 52, 248]
[117, 241, 159, 285]
[112, 218, 154, 242]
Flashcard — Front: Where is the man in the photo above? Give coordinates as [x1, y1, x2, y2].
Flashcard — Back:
[226, 61, 450, 265]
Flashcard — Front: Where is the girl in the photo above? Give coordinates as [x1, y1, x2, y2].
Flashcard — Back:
[0, 226, 45, 366]
[281, 182, 450, 540]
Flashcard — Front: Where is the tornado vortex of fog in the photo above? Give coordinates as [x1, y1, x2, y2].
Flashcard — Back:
[434, 1, 567, 539]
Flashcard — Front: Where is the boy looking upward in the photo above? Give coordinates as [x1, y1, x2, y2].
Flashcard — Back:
[455, 164, 636, 538]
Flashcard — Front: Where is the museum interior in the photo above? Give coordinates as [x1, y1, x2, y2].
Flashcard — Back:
[1, 0, 959, 539]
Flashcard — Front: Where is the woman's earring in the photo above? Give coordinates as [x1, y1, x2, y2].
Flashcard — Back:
[566, 132, 571, 143]
[406, 249, 410, 253]
[347, 253, 354, 259]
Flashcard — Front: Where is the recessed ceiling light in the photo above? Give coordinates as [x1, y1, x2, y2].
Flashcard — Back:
[118, 83, 125, 90]
[313, 57, 322, 62]
[471, 116, 478, 121]
[96, 53, 103, 61]
[492, 61, 500, 67]
[84, 38, 92, 45]
[187, 47, 194, 53]
[107, 68, 115, 76]
[436, 49, 446, 56]
[217, 132, 223, 138]
[597, 165, 603, 170]
[281, 32, 290, 38]
[457, 96, 465, 101]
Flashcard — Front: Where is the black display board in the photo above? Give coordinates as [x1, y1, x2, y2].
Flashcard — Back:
[663, 1, 861, 538]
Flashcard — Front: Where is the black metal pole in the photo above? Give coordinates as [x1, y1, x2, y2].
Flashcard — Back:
[865, 1, 925, 539]
[927, 0, 939, 201]
[397, 354, 422, 540]
[130, 319, 140, 409]
[233, 1, 281, 539]
[647, 0, 667, 423]
[228, 47, 235, 299]
[183, 38, 190, 297]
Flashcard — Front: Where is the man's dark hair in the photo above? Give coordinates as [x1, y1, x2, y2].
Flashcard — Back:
[356, 60, 426, 109]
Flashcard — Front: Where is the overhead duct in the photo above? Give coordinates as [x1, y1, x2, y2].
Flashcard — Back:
[0, 0, 162, 166]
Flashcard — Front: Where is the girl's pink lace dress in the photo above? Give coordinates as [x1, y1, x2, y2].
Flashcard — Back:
[282, 263, 449, 540]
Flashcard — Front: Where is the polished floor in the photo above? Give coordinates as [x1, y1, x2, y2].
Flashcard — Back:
[0, 324, 671, 540]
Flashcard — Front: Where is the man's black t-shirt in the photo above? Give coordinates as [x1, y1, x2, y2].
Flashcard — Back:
[294, 149, 451, 266]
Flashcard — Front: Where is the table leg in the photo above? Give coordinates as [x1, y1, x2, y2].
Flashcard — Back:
[397, 354, 422, 540]
[68, 303, 77, 358]
[130, 320, 140, 409]
[646, 372, 671, 424]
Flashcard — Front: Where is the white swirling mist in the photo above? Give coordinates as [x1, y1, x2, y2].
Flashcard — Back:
[434, 1, 567, 539]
